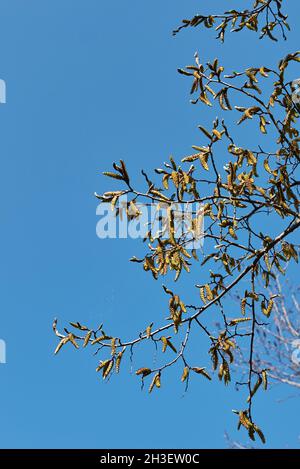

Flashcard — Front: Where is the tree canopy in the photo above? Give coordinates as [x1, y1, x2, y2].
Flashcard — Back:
[53, 0, 299, 444]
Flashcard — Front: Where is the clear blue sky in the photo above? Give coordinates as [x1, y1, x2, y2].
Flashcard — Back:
[0, 0, 299, 449]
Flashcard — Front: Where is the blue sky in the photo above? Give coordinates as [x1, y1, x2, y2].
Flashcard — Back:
[0, 0, 299, 449]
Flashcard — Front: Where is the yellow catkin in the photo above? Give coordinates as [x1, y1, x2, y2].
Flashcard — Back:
[83, 330, 92, 348]
[115, 351, 124, 373]
[149, 373, 161, 392]
[181, 367, 189, 382]
[205, 284, 213, 301]
[239, 411, 252, 430]
[103, 360, 113, 379]
[136, 368, 152, 377]
[200, 287, 207, 304]
[96, 359, 110, 373]
[111, 338, 116, 356]
[262, 370, 268, 390]
[161, 337, 168, 353]
[146, 325, 152, 339]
